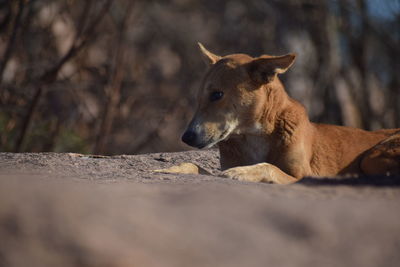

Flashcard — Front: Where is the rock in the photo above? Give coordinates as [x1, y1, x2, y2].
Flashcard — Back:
[0, 151, 399, 267]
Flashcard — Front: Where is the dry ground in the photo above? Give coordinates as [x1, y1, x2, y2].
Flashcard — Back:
[0, 150, 399, 267]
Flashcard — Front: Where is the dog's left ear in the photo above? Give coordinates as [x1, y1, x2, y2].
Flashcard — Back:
[247, 54, 296, 84]
[198, 42, 221, 65]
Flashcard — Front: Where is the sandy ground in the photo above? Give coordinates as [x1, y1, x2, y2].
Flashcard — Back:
[0, 150, 399, 267]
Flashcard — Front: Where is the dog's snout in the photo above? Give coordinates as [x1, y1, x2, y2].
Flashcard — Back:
[182, 130, 197, 146]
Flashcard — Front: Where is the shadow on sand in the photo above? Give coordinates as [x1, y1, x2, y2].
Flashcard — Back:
[300, 175, 400, 187]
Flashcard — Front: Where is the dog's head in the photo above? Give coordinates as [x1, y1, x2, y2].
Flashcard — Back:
[182, 43, 296, 148]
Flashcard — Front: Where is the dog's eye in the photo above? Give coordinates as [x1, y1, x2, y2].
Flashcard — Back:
[209, 91, 224, 102]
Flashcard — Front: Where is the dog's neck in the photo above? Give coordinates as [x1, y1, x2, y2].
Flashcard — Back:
[218, 79, 312, 169]
[243, 78, 312, 147]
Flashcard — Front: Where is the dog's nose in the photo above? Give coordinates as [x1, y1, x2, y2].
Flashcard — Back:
[182, 130, 197, 146]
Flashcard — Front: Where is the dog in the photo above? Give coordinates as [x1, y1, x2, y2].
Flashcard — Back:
[158, 43, 400, 184]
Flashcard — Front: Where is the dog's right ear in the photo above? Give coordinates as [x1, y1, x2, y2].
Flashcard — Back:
[247, 54, 296, 84]
[198, 43, 221, 65]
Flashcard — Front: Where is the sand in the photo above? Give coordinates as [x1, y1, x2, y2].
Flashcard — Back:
[0, 150, 399, 267]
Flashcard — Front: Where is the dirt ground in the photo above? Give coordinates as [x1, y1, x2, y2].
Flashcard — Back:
[0, 150, 399, 267]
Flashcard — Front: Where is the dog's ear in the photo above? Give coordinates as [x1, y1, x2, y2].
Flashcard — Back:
[247, 54, 296, 84]
[198, 42, 221, 65]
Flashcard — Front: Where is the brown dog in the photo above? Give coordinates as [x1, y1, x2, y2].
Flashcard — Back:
[173, 43, 400, 184]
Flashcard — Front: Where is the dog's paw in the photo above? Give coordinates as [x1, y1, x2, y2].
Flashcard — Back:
[221, 164, 269, 183]
[222, 163, 299, 184]
[153, 162, 212, 175]
[153, 162, 200, 174]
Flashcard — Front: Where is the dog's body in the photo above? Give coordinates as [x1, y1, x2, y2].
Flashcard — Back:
[176, 44, 400, 184]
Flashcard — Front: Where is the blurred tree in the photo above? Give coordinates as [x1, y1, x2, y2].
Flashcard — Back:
[0, 0, 398, 154]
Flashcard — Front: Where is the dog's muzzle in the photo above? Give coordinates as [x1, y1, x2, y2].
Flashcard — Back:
[181, 130, 196, 145]
[181, 130, 206, 148]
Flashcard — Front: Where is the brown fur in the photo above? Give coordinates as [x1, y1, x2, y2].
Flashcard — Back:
[178, 43, 400, 184]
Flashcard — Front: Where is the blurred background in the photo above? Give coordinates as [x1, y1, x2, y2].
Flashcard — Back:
[0, 0, 399, 155]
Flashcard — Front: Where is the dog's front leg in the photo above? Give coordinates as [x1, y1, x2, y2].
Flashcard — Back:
[221, 163, 299, 184]
[153, 163, 211, 175]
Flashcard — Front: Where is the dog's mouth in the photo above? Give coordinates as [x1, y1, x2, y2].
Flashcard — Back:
[185, 119, 239, 149]
[201, 128, 233, 149]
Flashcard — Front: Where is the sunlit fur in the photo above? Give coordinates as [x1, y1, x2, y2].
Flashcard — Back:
[187, 54, 273, 147]
[183, 44, 400, 184]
